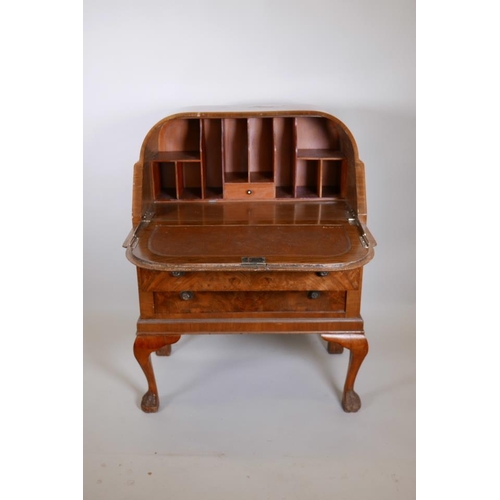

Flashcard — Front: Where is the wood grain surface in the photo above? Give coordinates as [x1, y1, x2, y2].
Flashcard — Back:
[125, 110, 375, 413]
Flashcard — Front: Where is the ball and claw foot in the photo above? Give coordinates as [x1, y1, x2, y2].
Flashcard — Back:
[141, 391, 159, 413]
[342, 390, 362, 412]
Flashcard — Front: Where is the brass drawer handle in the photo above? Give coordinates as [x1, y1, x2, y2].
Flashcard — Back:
[316, 271, 329, 277]
[308, 291, 321, 299]
[171, 271, 185, 277]
[180, 291, 194, 301]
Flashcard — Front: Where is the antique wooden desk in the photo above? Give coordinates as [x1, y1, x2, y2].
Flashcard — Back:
[123, 110, 376, 413]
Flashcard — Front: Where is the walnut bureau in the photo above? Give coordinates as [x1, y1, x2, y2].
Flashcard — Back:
[123, 109, 376, 413]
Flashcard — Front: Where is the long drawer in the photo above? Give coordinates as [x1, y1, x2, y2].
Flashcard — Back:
[139, 269, 360, 292]
[153, 290, 346, 314]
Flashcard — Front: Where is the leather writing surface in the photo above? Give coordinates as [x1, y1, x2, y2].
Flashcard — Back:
[126, 202, 374, 270]
[148, 225, 351, 258]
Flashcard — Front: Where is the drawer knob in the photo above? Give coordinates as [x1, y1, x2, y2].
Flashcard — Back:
[308, 291, 321, 299]
[179, 291, 194, 301]
[246, 189, 252, 195]
[171, 271, 185, 277]
[316, 271, 329, 277]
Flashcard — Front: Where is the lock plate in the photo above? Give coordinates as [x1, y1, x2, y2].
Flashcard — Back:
[241, 257, 266, 266]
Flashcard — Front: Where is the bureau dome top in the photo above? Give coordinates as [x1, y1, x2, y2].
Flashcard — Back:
[134, 110, 365, 204]
[139, 110, 360, 162]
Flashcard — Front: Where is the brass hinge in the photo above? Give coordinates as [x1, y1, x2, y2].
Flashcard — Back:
[122, 210, 155, 248]
[346, 207, 369, 249]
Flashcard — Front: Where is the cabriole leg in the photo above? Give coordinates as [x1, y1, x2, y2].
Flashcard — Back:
[321, 334, 369, 412]
[133, 334, 180, 413]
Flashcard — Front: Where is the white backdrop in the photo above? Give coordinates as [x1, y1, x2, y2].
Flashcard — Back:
[84, 0, 415, 313]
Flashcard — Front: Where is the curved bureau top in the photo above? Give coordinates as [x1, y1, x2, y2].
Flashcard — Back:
[130, 110, 368, 226]
[138, 110, 360, 164]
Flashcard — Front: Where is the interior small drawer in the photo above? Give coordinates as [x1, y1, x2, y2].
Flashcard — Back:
[223, 183, 275, 200]
[153, 290, 346, 314]
[139, 269, 360, 292]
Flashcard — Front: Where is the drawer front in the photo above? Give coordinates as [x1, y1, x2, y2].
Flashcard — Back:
[223, 183, 275, 200]
[139, 269, 360, 292]
[154, 291, 346, 314]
